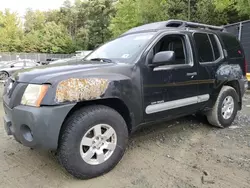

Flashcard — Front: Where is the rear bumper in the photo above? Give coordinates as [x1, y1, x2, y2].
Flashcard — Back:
[3, 103, 75, 150]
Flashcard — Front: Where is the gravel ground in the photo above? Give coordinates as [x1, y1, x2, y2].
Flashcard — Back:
[0, 86, 250, 188]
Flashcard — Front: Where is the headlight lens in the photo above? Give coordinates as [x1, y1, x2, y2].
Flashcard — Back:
[21, 84, 49, 107]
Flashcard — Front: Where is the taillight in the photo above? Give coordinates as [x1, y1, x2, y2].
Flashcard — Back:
[245, 58, 248, 75]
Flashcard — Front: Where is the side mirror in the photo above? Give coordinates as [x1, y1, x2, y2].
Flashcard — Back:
[151, 51, 175, 67]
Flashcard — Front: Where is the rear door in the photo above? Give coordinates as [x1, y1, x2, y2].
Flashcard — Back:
[192, 32, 224, 100]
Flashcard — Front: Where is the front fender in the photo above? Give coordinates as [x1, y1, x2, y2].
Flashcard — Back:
[42, 74, 142, 127]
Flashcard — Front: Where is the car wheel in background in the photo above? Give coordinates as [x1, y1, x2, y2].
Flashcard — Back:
[0, 71, 9, 80]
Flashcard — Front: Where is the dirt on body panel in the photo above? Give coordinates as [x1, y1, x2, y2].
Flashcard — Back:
[55, 78, 109, 102]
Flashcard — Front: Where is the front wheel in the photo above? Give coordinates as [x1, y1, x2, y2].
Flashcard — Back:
[58, 105, 128, 179]
[206, 86, 238, 128]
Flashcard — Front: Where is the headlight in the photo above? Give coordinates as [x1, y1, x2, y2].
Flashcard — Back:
[21, 84, 49, 107]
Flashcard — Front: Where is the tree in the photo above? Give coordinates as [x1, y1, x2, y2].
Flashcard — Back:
[194, 0, 227, 25]
[85, 0, 115, 49]
[166, 0, 190, 20]
[0, 9, 23, 52]
[109, 0, 140, 37]
[21, 7, 75, 53]
[22, 30, 40, 52]
[59, 0, 78, 40]
[236, 0, 250, 16]
[36, 22, 74, 53]
[45, 10, 62, 25]
[110, 0, 169, 37]
[214, 0, 250, 22]
[137, 0, 168, 24]
[24, 9, 46, 32]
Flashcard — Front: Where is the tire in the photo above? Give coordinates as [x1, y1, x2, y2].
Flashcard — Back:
[58, 105, 128, 179]
[206, 86, 238, 128]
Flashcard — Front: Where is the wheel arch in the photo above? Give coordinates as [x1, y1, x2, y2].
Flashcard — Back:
[58, 98, 133, 148]
[215, 64, 243, 110]
[221, 80, 242, 110]
[207, 79, 242, 112]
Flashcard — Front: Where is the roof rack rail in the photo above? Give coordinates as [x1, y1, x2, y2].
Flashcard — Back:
[166, 20, 224, 31]
[122, 20, 225, 35]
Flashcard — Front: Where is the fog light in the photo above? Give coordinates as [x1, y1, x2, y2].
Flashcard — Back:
[20, 125, 33, 142]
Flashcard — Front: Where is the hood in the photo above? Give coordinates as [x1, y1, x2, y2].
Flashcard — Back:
[14, 59, 117, 83]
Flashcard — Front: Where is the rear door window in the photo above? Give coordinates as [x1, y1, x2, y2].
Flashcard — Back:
[194, 33, 222, 63]
[194, 33, 214, 62]
[208, 34, 221, 60]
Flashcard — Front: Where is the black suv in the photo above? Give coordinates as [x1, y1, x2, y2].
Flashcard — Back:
[3, 20, 248, 179]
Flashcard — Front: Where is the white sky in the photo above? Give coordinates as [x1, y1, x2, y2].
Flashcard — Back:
[0, 0, 74, 16]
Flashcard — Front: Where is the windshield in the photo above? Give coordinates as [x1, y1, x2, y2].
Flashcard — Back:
[85, 32, 155, 63]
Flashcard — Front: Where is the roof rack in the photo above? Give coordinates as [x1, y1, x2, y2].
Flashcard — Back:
[123, 20, 225, 35]
[166, 20, 224, 31]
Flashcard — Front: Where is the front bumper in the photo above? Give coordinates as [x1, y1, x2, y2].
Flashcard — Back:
[3, 103, 75, 150]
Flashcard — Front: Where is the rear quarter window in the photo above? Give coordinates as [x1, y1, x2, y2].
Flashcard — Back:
[193, 33, 222, 63]
[220, 34, 244, 58]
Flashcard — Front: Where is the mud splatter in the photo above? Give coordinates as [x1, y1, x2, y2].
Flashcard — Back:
[55, 78, 109, 102]
[216, 64, 242, 79]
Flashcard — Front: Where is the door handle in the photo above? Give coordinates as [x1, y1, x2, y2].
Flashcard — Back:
[186, 72, 197, 76]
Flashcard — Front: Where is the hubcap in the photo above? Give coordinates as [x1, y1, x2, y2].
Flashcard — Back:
[80, 124, 117, 165]
[221, 96, 234, 120]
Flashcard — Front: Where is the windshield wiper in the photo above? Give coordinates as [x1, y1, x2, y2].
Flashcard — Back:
[90, 58, 113, 63]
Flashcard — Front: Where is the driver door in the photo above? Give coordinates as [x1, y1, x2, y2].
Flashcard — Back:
[142, 33, 203, 121]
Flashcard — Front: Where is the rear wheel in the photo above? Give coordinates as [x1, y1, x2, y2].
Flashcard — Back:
[58, 105, 128, 179]
[206, 86, 238, 128]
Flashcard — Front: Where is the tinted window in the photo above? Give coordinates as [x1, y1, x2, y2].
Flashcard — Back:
[220, 34, 243, 58]
[194, 33, 213, 62]
[209, 34, 220, 60]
